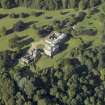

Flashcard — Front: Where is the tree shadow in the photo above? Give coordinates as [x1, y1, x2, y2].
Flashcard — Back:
[60, 11, 69, 15]
[6, 21, 36, 35]
[19, 68, 34, 77]
[38, 25, 54, 37]
[34, 11, 44, 17]
[26, 21, 36, 26]
[0, 14, 8, 19]
[75, 64, 88, 76]
[52, 43, 68, 57]
[18, 37, 34, 47]
[19, 13, 30, 18]
[18, 35, 28, 40]
[45, 16, 53, 19]
[69, 58, 81, 67]
[20, 46, 30, 56]
[6, 28, 14, 35]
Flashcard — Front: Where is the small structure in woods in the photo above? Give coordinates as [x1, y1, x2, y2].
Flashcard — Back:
[20, 48, 40, 64]
[44, 31, 67, 57]
[20, 31, 67, 64]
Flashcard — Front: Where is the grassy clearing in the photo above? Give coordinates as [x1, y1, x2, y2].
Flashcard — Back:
[36, 10, 104, 69]
[36, 38, 83, 69]
[0, 7, 77, 51]
[0, 7, 103, 69]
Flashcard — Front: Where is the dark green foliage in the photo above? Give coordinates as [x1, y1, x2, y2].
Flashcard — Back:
[0, 75, 16, 105]
[13, 20, 27, 32]
[0, 0, 102, 10]
[0, 1, 105, 105]
[0, 0, 16, 8]
[19, 13, 30, 18]
[9, 13, 19, 18]
[75, 11, 86, 22]
[0, 45, 105, 105]
[38, 25, 54, 37]
[8, 35, 20, 48]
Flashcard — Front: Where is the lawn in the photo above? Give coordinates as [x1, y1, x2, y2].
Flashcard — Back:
[0, 7, 77, 51]
[36, 8, 104, 69]
[36, 38, 82, 69]
[0, 7, 104, 70]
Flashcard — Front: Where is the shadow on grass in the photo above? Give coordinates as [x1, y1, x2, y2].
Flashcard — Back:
[21, 46, 30, 55]
[19, 67, 34, 77]
[0, 14, 8, 19]
[6, 21, 36, 35]
[59, 43, 69, 53]
[19, 37, 34, 48]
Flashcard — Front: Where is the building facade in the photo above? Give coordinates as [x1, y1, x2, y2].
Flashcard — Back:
[20, 48, 40, 64]
[44, 31, 67, 57]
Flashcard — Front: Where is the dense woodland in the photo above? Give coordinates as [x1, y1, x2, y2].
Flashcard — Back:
[0, 0, 104, 9]
[0, 0, 105, 105]
[1, 44, 105, 105]
[0, 17, 105, 105]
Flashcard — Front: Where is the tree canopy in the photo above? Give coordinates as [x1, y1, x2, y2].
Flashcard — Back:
[0, 0, 102, 10]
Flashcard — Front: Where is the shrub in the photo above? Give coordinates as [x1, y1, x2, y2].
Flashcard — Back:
[45, 16, 53, 19]
[9, 13, 19, 18]
[60, 11, 69, 15]
[80, 28, 97, 35]
[0, 13, 8, 19]
[31, 11, 44, 17]
[19, 13, 30, 18]
[13, 20, 27, 32]
[75, 11, 86, 22]
[38, 25, 53, 37]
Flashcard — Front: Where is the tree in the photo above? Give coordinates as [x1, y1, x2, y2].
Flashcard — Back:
[24, 80, 34, 98]
[37, 98, 48, 105]
[0, 0, 102, 9]
[0, 73, 16, 105]
[79, 0, 88, 10]
[0, 27, 7, 36]
[8, 35, 20, 49]
[13, 20, 26, 32]
[0, 0, 15, 8]
[16, 92, 25, 105]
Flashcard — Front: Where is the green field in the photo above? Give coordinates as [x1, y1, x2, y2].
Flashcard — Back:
[0, 7, 77, 50]
[0, 7, 104, 69]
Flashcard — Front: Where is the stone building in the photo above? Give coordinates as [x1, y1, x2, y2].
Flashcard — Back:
[20, 48, 40, 64]
[44, 31, 67, 57]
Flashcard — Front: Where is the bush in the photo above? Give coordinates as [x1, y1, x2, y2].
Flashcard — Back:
[19, 13, 30, 18]
[54, 18, 76, 30]
[38, 25, 53, 37]
[60, 11, 69, 15]
[31, 11, 44, 17]
[75, 11, 86, 22]
[13, 20, 27, 32]
[9, 13, 19, 18]
[80, 28, 97, 35]
[0, 13, 8, 19]
[45, 16, 53, 19]
[0, 27, 7, 36]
